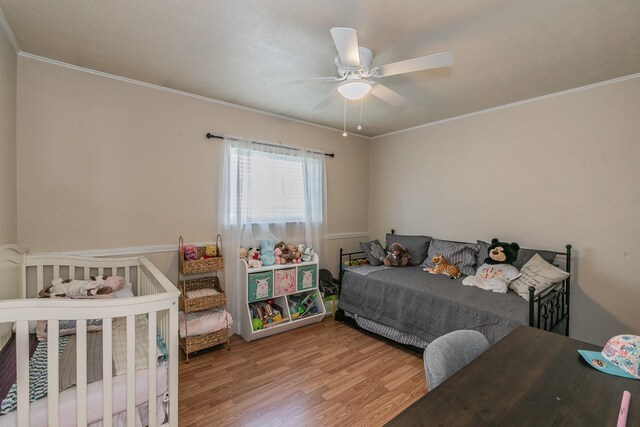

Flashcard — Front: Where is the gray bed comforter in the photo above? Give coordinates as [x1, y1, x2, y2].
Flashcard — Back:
[338, 266, 529, 344]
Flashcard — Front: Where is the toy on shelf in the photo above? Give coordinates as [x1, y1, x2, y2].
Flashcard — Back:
[301, 247, 314, 263]
[259, 240, 276, 266]
[247, 247, 262, 268]
[239, 247, 248, 260]
[183, 245, 198, 261]
[249, 299, 285, 331]
[288, 292, 318, 320]
[204, 244, 218, 258]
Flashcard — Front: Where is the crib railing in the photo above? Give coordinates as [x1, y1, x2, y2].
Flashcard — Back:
[0, 249, 179, 427]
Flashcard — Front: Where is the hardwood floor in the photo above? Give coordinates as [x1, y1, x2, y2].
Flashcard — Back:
[178, 318, 427, 426]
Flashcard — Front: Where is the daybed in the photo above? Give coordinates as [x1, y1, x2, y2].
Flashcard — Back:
[0, 245, 180, 426]
[336, 233, 572, 347]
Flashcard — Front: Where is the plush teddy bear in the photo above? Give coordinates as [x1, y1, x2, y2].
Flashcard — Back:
[462, 238, 521, 293]
[484, 238, 520, 265]
[383, 243, 411, 267]
[288, 244, 301, 263]
[275, 241, 289, 264]
[239, 247, 248, 259]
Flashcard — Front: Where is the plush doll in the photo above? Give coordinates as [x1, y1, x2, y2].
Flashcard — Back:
[247, 247, 262, 268]
[424, 254, 460, 279]
[98, 275, 126, 292]
[462, 238, 521, 293]
[205, 245, 217, 257]
[38, 275, 125, 298]
[301, 246, 314, 262]
[239, 247, 248, 259]
[182, 245, 198, 261]
[484, 238, 520, 265]
[383, 243, 411, 267]
[288, 244, 301, 263]
[259, 240, 276, 266]
[275, 241, 288, 264]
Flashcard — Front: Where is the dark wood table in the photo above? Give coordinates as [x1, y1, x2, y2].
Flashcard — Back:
[387, 325, 640, 426]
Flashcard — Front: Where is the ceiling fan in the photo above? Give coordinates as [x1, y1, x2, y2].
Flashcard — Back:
[310, 27, 454, 109]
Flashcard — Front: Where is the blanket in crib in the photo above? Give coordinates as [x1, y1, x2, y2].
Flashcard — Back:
[0, 315, 167, 415]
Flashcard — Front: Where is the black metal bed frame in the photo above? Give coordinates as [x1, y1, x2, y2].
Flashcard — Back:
[337, 243, 572, 336]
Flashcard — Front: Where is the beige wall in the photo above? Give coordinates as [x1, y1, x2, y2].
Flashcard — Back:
[0, 26, 16, 245]
[370, 76, 640, 345]
[16, 56, 369, 278]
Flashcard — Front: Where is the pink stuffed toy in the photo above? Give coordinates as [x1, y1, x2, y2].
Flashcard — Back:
[183, 245, 198, 260]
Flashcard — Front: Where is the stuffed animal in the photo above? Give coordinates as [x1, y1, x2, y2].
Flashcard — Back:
[275, 241, 288, 264]
[462, 238, 521, 293]
[247, 247, 262, 268]
[259, 240, 276, 266]
[383, 243, 411, 267]
[38, 275, 125, 298]
[98, 275, 126, 292]
[182, 245, 198, 261]
[484, 238, 520, 265]
[239, 247, 248, 259]
[301, 246, 314, 262]
[205, 245, 217, 257]
[288, 244, 301, 263]
[424, 254, 460, 279]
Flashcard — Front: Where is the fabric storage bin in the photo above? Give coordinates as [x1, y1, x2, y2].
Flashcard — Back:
[248, 271, 274, 302]
[297, 265, 317, 291]
[274, 268, 296, 296]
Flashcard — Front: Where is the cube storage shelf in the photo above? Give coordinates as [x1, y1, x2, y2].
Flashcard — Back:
[240, 254, 325, 342]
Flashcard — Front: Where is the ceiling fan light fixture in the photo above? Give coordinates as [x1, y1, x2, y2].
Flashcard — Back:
[337, 79, 371, 100]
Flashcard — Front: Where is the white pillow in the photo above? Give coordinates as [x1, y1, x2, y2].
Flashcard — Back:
[509, 253, 570, 301]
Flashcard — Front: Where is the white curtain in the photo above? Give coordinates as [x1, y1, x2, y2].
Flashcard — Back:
[217, 136, 326, 334]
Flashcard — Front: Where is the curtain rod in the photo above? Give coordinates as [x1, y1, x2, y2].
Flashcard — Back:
[205, 133, 335, 158]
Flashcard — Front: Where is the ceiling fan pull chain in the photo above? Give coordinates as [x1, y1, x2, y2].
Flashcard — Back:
[357, 98, 364, 131]
[342, 98, 348, 137]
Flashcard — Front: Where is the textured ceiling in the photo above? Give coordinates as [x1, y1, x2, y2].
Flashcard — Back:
[1, 0, 639, 137]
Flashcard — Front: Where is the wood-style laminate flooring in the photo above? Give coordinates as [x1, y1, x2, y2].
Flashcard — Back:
[178, 318, 427, 426]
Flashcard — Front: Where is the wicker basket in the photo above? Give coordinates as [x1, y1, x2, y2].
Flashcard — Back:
[179, 276, 226, 313]
[179, 235, 224, 274]
[179, 327, 229, 356]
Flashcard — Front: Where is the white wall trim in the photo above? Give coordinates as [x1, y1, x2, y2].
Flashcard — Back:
[372, 72, 640, 139]
[325, 232, 369, 240]
[39, 233, 369, 257]
[18, 52, 370, 140]
[0, 6, 20, 53]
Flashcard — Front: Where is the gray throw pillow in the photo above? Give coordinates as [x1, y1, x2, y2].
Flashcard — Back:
[359, 240, 385, 266]
[385, 234, 431, 266]
[477, 240, 557, 270]
[422, 239, 479, 276]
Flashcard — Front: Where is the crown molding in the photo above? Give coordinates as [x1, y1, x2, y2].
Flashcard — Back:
[18, 52, 370, 140]
[0, 6, 20, 53]
[373, 72, 640, 140]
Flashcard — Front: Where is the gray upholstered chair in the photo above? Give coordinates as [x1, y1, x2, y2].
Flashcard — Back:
[423, 330, 490, 390]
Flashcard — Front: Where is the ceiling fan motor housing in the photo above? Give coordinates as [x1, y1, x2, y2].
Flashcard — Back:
[335, 47, 374, 78]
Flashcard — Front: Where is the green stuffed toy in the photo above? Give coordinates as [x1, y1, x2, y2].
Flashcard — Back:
[484, 238, 520, 265]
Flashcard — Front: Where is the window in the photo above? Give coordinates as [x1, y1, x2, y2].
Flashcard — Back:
[229, 147, 310, 223]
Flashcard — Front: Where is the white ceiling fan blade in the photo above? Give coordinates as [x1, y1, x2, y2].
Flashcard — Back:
[373, 51, 453, 77]
[286, 76, 342, 85]
[314, 90, 338, 110]
[369, 83, 407, 107]
[330, 27, 360, 68]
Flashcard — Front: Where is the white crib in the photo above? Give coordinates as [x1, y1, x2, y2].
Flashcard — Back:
[0, 244, 180, 427]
